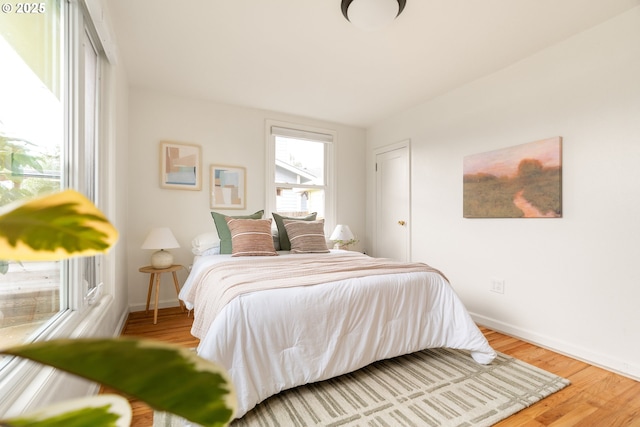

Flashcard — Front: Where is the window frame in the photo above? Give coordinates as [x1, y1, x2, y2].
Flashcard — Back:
[265, 120, 337, 237]
[0, 0, 110, 415]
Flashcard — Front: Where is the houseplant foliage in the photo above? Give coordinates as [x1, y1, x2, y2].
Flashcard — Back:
[0, 189, 118, 261]
[0, 190, 236, 426]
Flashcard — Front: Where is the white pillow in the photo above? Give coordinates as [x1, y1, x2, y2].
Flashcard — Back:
[191, 232, 221, 255]
[197, 246, 220, 256]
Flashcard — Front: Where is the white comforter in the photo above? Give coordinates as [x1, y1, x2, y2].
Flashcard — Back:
[179, 251, 496, 419]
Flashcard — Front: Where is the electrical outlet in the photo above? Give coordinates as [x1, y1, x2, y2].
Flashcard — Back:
[491, 279, 505, 294]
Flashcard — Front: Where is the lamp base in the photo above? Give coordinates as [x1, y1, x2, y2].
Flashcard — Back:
[150, 249, 173, 269]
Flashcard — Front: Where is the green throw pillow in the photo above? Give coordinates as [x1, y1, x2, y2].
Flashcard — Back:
[211, 210, 264, 254]
[272, 212, 317, 251]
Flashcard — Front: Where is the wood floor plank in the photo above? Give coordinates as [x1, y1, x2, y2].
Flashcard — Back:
[545, 401, 600, 426]
[113, 309, 639, 427]
[580, 381, 640, 427]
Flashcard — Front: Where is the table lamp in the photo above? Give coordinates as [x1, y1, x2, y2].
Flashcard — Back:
[141, 227, 180, 268]
[329, 224, 355, 250]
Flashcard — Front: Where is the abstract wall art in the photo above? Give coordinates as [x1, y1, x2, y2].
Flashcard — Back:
[210, 164, 246, 209]
[160, 141, 202, 190]
[463, 137, 562, 218]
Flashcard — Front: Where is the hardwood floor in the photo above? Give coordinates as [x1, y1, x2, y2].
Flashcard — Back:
[117, 307, 640, 426]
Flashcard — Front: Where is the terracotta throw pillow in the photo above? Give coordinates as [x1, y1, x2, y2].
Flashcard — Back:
[272, 212, 317, 251]
[211, 210, 264, 254]
[225, 218, 277, 257]
[283, 219, 329, 254]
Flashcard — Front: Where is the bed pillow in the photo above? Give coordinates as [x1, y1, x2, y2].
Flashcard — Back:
[272, 226, 280, 251]
[197, 246, 220, 256]
[272, 212, 317, 251]
[283, 219, 329, 254]
[191, 232, 220, 255]
[226, 217, 278, 257]
[211, 210, 264, 254]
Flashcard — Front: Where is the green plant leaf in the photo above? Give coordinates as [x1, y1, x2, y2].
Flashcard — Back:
[0, 190, 119, 261]
[11, 152, 45, 173]
[0, 394, 131, 427]
[1, 338, 236, 427]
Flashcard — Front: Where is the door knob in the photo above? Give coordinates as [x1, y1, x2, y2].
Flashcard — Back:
[398, 220, 406, 226]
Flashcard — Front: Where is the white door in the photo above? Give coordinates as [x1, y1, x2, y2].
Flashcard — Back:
[375, 142, 410, 261]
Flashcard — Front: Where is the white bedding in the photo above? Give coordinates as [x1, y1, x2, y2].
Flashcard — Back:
[179, 251, 496, 419]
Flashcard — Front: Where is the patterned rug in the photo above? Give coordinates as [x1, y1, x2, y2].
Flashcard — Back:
[154, 348, 570, 427]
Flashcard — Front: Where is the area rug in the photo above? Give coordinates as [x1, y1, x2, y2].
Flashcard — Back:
[154, 348, 570, 427]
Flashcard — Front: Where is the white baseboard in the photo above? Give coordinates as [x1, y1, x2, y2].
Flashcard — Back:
[114, 306, 129, 336]
[471, 312, 640, 382]
[128, 299, 182, 314]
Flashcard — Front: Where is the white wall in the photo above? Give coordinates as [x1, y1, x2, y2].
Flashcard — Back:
[366, 7, 640, 379]
[104, 42, 131, 333]
[126, 89, 366, 310]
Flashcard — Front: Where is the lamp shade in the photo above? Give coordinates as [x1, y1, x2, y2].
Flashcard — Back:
[141, 227, 180, 250]
[330, 224, 355, 242]
[341, 0, 406, 31]
[141, 227, 180, 269]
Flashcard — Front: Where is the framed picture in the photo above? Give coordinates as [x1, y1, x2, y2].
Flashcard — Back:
[160, 141, 202, 190]
[210, 164, 246, 209]
[463, 137, 562, 218]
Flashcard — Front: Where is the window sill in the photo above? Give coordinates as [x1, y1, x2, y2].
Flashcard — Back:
[0, 294, 119, 418]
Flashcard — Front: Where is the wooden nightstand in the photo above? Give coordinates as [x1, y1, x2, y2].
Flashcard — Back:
[139, 264, 186, 324]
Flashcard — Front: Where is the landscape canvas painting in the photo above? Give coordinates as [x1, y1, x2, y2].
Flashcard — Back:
[463, 137, 562, 218]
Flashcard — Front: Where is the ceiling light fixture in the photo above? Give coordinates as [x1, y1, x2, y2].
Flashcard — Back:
[341, 0, 407, 31]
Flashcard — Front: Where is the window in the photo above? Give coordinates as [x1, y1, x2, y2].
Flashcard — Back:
[266, 121, 336, 235]
[0, 0, 104, 366]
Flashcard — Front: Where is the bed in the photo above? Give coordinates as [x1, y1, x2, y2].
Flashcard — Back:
[179, 246, 497, 419]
